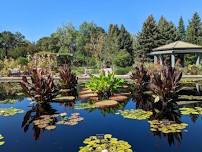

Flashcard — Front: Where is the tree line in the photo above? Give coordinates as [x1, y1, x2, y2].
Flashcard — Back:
[0, 12, 202, 68]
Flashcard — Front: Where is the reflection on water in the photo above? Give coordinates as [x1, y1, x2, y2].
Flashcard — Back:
[22, 103, 57, 140]
[1, 82, 202, 151]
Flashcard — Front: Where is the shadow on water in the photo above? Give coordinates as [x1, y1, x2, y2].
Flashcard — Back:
[21, 103, 57, 140]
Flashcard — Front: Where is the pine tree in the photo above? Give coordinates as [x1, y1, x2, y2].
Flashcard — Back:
[137, 15, 160, 55]
[186, 12, 202, 45]
[178, 16, 186, 41]
[158, 16, 179, 45]
[118, 25, 133, 55]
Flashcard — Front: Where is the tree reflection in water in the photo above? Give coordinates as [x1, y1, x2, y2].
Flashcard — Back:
[21, 103, 57, 140]
[133, 93, 183, 146]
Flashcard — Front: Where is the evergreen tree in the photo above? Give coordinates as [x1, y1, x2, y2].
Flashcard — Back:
[158, 16, 179, 45]
[186, 12, 202, 45]
[137, 15, 160, 55]
[118, 25, 133, 55]
[104, 24, 120, 64]
[178, 16, 186, 41]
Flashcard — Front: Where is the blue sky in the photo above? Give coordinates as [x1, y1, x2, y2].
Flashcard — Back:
[0, 0, 201, 42]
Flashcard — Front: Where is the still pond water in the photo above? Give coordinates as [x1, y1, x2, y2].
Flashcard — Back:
[1, 96, 202, 152]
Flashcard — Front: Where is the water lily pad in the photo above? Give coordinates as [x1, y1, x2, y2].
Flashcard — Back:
[95, 100, 118, 108]
[180, 107, 202, 115]
[74, 103, 96, 110]
[109, 95, 128, 102]
[80, 93, 98, 100]
[0, 108, 24, 117]
[56, 113, 84, 126]
[79, 134, 133, 152]
[45, 125, 56, 130]
[120, 109, 153, 120]
[53, 96, 75, 101]
[0, 134, 5, 146]
[148, 120, 188, 133]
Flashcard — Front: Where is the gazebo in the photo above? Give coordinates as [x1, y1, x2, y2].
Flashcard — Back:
[149, 41, 202, 67]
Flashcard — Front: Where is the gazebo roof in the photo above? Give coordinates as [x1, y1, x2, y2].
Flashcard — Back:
[150, 41, 202, 55]
[153, 41, 202, 51]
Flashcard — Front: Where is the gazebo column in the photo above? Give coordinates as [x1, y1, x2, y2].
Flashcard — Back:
[159, 55, 163, 65]
[171, 54, 175, 67]
[154, 55, 158, 64]
[196, 53, 201, 65]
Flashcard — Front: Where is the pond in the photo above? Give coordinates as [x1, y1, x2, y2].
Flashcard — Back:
[1, 83, 202, 152]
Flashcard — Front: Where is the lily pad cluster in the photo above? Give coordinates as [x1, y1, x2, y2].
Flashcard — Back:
[0, 134, 5, 146]
[79, 134, 133, 152]
[57, 113, 84, 126]
[74, 103, 96, 110]
[120, 109, 153, 120]
[149, 120, 188, 133]
[33, 114, 57, 130]
[180, 107, 202, 115]
[0, 108, 24, 117]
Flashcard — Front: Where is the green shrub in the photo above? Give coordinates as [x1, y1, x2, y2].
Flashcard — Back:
[17, 57, 28, 66]
[114, 66, 132, 75]
[113, 50, 133, 67]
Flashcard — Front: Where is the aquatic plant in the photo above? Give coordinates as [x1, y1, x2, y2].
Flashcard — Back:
[59, 64, 78, 95]
[56, 113, 84, 126]
[0, 134, 5, 146]
[20, 68, 58, 103]
[94, 100, 118, 108]
[86, 73, 125, 100]
[179, 107, 202, 115]
[120, 109, 153, 120]
[148, 120, 188, 133]
[149, 66, 182, 103]
[79, 134, 133, 152]
[0, 107, 24, 116]
[109, 95, 128, 102]
[22, 103, 57, 140]
[33, 114, 58, 130]
[53, 95, 75, 102]
[131, 64, 150, 91]
[74, 103, 96, 110]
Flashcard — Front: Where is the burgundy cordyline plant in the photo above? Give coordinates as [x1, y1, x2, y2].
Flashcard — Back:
[131, 64, 150, 91]
[59, 64, 78, 95]
[20, 68, 58, 103]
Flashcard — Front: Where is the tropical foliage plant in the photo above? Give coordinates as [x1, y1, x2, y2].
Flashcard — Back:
[131, 64, 150, 91]
[20, 68, 58, 103]
[59, 64, 78, 94]
[86, 73, 125, 99]
[149, 66, 182, 104]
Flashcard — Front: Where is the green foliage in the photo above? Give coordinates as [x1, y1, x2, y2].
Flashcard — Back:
[178, 16, 186, 41]
[86, 73, 125, 99]
[186, 12, 202, 45]
[138, 15, 160, 55]
[120, 109, 153, 120]
[149, 120, 188, 133]
[113, 50, 133, 67]
[158, 16, 179, 45]
[79, 134, 133, 152]
[180, 107, 202, 115]
[114, 66, 132, 75]
[0, 107, 24, 116]
[17, 57, 28, 66]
